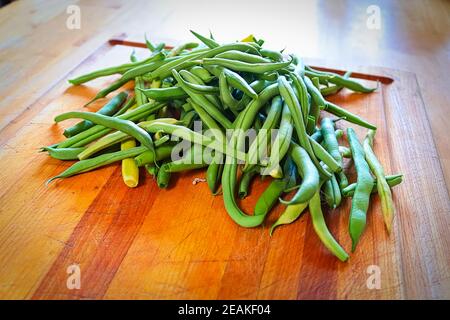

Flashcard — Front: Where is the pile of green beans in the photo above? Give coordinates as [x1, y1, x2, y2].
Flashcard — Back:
[44, 31, 402, 261]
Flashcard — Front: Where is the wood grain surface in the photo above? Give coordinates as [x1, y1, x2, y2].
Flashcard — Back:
[0, 40, 448, 299]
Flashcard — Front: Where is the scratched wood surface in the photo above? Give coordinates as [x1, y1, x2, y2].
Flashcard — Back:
[0, 40, 449, 300]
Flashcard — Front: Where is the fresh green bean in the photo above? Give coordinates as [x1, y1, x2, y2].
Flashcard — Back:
[139, 86, 187, 101]
[114, 96, 136, 116]
[189, 66, 214, 82]
[309, 191, 349, 261]
[289, 72, 309, 123]
[179, 69, 222, 110]
[269, 201, 308, 236]
[78, 121, 174, 160]
[347, 128, 374, 252]
[215, 50, 270, 64]
[238, 169, 258, 199]
[150, 42, 259, 80]
[203, 57, 292, 74]
[363, 129, 395, 233]
[172, 70, 233, 129]
[42, 146, 86, 160]
[68, 52, 164, 85]
[278, 76, 330, 178]
[219, 70, 240, 111]
[222, 68, 257, 99]
[168, 42, 199, 57]
[47, 144, 170, 184]
[263, 102, 293, 177]
[63, 92, 127, 138]
[85, 77, 130, 105]
[321, 118, 348, 188]
[342, 174, 403, 197]
[190, 30, 220, 48]
[260, 48, 283, 61]
[54, 112, 156, 161]
[303, 76, 326, 124]
[254, 157, 297, 216]
[280, 144, 319, 205]
[323, 102, 376, 130]
[244, 96, 282, 173]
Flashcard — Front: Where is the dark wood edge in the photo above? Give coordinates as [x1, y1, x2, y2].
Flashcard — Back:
[108, 38, 394, 84]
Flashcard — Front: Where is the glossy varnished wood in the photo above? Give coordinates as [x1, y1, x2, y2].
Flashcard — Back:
[0, 40, 447, 299]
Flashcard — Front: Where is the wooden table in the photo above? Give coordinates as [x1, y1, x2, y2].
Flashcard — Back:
[0, 0, 449, 300]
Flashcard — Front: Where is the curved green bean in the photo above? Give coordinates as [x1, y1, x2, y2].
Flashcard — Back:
[347, 128, 374, 252]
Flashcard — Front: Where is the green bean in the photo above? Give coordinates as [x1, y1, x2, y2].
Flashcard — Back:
[174, 76, 219, 94]
[254, 157, 297, 216]
[306, 115, 316, 135]
[238, 169, 258, 199]
[133, 144, 174, 167]
[321, 118, 348, 188]
[347, 128, 374, 252]
[328, 75, 376, 93]
[180, 109, 197, 128]
[179, 69, 222, 110]
[263, 102, 293, 176]
[244, 96, 282, 173]
[156, 165, 171, 188]
[68, 52, 164, 85]
[304, 76, 326, 123]
[340, 146, 352, 158]
[159, 146, 207, 172]
[234, 79, 274, 110]
[289, 72, 309, 123]
[277, 76, 330, 178]
[135, 78, 147, 107]
[118, 52, 168, 82]
[172, 70, 233, 129]
[85, 77, 130, 105]
[113, 96, 136, 116]
[222, 68, 258, 99]
[54, 112, 156, 161]
[47, 144, 170, 184]
[260, 48, 283, 61]
[323, 179, 335, 208]
[280, 144, 319, 205]
[363, 129, 396, 233]
[63, 92, 127, 138]
[323, 102, 376, 130]
[320, 71, 351, 96]
[219, 70, 239, 111]
[145, 164, 158, 177]
[78, 121, 174, 160]
[150, 42, 260, 80]
[311, 76, 321, 89]
[309, 191, 349, 261]
[203, 57, 292, 74]
[269, 201, 308, 236]
[144, 34, 157, 51]
[190, 30, 220, 48]
[189, 66, 214, 82]
[139, 86, 187, 101]
[42, 146, 86, 160]
[215, 50, 269, 64]
[137, 121, 246, 162]
[206, 161, 223, 195]
[221, 84, 281, 227]
[342, 174, 403, 197]
[168, 42, 199, 57]
[57, 101, 165, 149]
[311, 128, 343, 143]
[323, 173, 342, 209]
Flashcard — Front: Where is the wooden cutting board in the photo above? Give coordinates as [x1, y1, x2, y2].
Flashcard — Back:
[0, 38, 448, 300]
